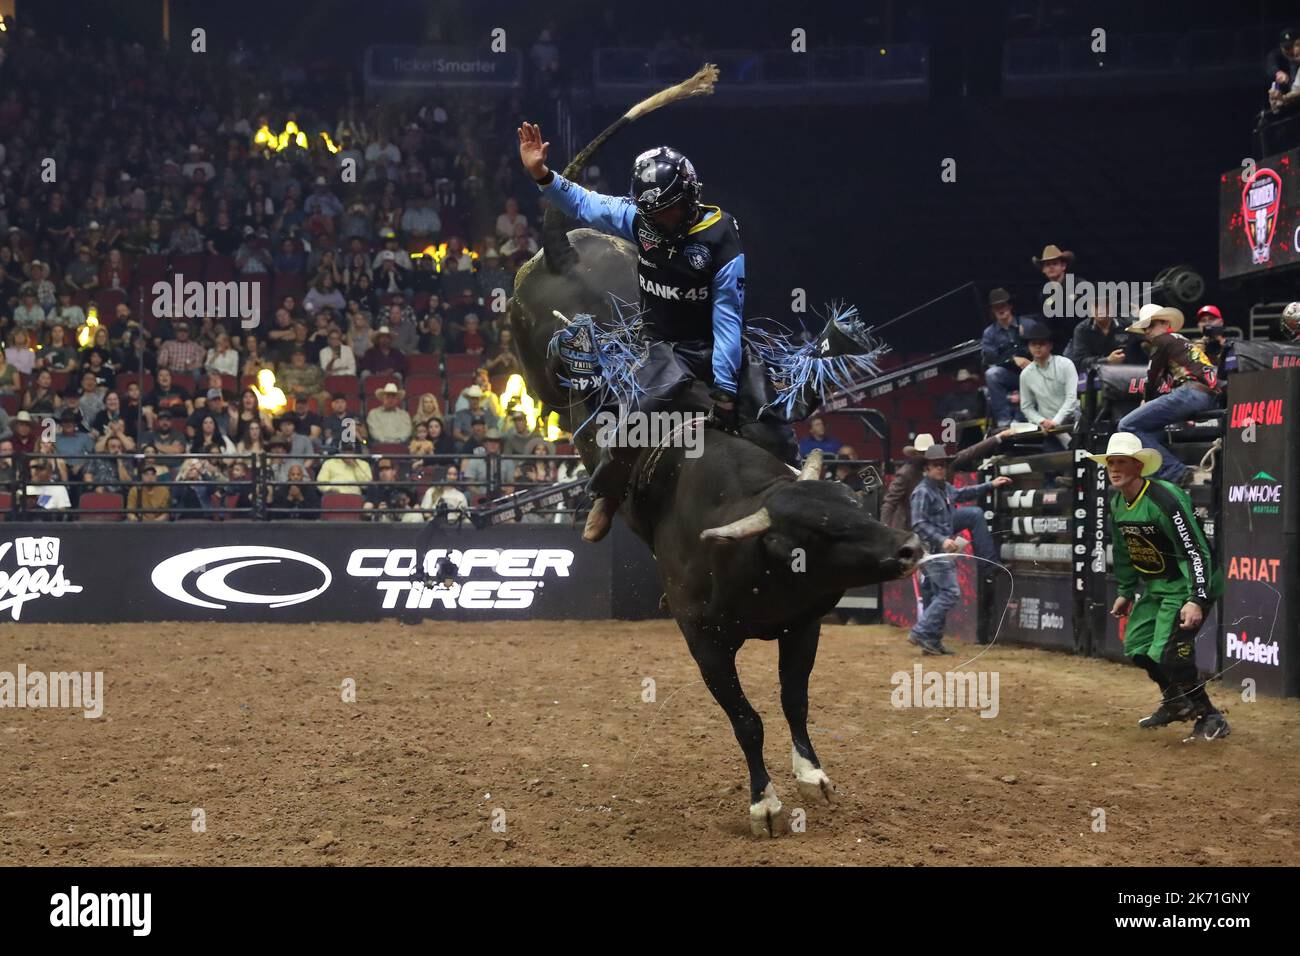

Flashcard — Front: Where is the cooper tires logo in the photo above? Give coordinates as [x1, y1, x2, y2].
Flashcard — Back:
[151, 547, 332, 610]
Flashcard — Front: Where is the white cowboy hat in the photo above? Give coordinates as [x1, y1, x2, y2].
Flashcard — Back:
[1085, 432, 1163, 477]
[374, 382, 406, 400]
[903, 433, 935, 457]
[1128, 304, 1184, 333]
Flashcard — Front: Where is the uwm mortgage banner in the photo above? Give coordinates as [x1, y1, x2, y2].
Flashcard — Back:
[0, 522, 664, 624]
[364, 46, 521, 89]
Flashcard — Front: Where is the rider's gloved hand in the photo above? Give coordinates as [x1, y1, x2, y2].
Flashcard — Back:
[707, 389, 739, 433]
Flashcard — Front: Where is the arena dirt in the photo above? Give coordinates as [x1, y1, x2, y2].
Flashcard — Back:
[2, 621, 1297, 866]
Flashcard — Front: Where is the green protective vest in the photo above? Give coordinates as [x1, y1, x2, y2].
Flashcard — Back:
[1109, 478, 1223, 608]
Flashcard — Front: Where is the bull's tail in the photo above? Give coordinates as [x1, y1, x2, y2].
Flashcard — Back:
[541, 63, 720, 276]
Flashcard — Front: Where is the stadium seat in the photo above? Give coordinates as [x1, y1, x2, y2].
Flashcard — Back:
[134, 253, 169, 291]
[371, 442, 408, 457]
[406, 354, 442, 376]
[170, 372, 198, 394]
[0, 395, 17, 416]
[0, 492, 11, 520]
[443, 354, 482, 378]
[170, 254, 207, 280]
[94, 288, 127, 316]
[80, 492, 125, 521]
[116, 372, 154, 396]
[321, 493, 364, 519]
[271, 273, 307, 305]
[324, 375, 360, 398]
[205, 255, 237, 283]
[363, 374, 402, 406]
[405, 375, 439, 401]
[49, 372, 71, 393]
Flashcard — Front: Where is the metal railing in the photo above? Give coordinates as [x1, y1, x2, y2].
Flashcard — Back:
[0, 451, 586, 523]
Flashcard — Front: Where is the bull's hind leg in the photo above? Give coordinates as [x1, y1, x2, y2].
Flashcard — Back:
[779, 623, 836, 805]
[682, 625, 788, 837]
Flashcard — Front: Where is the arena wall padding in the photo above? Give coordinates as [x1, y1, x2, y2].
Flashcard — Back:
[0, 522, 665, 624]
[1219, 367, 1300, 697]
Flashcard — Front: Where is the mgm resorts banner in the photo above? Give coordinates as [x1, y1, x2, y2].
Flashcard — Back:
[364, 46, 521, 90]
[0, 522, 664, 624]
[1219, 367, 1300, 696]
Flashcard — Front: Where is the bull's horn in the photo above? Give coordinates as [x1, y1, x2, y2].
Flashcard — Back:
[699, 507, 772, 542]
[552, 309, 573, 327]
[796, 449, 823, 482]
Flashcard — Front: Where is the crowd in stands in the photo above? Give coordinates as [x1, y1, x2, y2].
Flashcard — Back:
[0, 24, 591, 522]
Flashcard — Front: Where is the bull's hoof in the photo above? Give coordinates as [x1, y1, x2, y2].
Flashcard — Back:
[748, 783, 789, 838]
[793, 748, 836, 805]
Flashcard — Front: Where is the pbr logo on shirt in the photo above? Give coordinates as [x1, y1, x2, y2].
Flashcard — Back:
[637, 224, 661, 252]
[685, 243, 711, 271]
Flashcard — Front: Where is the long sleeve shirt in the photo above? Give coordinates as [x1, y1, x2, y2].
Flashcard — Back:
[1018, 354, 1080, 425]
[1110, 478, 1222, 609]
[980, 319, 1027, 371]
[1142, 331, 1221, 400]
[1067, 316, 1140, 372]
[881, 433, 1005, 531]
[910, 476, 993, 552]
[537, 171, 745, 396]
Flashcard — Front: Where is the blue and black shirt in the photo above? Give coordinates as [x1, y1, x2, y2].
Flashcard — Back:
[537, 172, 746, 396]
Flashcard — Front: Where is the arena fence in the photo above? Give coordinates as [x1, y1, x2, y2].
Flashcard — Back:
[0, 520, 663, 624]
[0, 452, 585, 524]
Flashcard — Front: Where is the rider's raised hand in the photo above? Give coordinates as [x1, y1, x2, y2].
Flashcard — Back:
[517, 122, 550, 181]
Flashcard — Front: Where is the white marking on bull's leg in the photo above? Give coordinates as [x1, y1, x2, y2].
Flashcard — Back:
[748, 783, 789, 838]
[793, 746, 836, 804]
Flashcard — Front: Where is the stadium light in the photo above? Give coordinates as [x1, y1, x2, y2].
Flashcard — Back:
[77, 306, 100, 349]
[412, 242, 479, 272]
[500, 373, 562, 441]
[253, 368, 287, 415]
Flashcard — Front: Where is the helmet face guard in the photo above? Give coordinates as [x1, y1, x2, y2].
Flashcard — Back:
[631, 146, 700, 238]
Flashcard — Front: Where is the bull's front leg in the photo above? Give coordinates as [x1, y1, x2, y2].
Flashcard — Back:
[779, 621, 836, 806]
[680, 623, 788, 838]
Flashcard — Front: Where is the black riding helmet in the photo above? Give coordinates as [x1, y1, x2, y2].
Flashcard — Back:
[630, 146, 701, 238]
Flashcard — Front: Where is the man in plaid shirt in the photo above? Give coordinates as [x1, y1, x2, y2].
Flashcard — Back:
[157, 321, 206, 372]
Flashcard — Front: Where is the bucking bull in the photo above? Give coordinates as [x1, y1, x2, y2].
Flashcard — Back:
[507, 67, 922, 836]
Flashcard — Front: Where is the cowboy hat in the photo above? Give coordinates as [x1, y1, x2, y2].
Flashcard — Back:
[1018, 318, 1054, 342]
[370, 325, 394, 343]
[987, 287, 1012, 308]
[374, 382, 406, 401]
[1129, 304, 1184, 333]
[903, 433, 935, 458]
[920, 444, 954, 463]
[1031, 244, 1075, 268]
[1085, 432, 1162, 477]
[463, 385, 484, 399]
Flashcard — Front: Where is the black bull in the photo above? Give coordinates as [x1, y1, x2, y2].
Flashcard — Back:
[509, 228, 922, 836]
